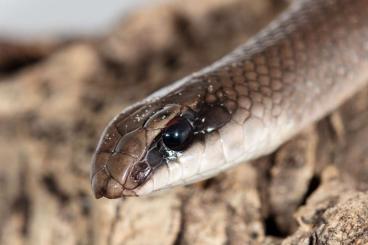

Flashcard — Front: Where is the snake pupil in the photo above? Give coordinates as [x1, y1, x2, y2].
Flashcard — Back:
[162, 117, 193, 151]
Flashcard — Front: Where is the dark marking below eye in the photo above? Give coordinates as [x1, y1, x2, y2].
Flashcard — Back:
[146, 148, 165, 168]
[197, 105, 231, 133]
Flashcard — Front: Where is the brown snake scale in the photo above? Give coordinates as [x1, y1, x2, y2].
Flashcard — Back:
[91, 0, 368, 199]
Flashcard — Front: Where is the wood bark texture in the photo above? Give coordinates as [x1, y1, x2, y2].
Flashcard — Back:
[1, 0, 368, 244]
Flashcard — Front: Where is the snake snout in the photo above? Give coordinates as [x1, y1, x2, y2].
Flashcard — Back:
[91, 152, 139, 199]
[91, 169, 124, 199]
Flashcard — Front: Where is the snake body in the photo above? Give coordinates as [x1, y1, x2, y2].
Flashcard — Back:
[91, 0, 368, 198]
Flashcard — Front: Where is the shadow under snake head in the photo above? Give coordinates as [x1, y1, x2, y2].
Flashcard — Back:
[91, 76, 236, 198]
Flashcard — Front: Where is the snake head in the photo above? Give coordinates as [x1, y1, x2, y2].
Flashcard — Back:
[90, 77, 238, 199]
[91, 102, 186, 198]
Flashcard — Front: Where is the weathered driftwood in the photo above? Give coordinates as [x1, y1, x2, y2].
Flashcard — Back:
[1, 0, 368, 244]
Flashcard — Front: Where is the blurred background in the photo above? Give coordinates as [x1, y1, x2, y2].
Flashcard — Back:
[0, 1, 295, 244]
[0, 1, 288, 244]
[2, 0, 367, 244]
[0, 0, 157, 39]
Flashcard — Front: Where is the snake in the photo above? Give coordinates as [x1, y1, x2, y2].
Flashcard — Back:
[91, 0, 368, 199]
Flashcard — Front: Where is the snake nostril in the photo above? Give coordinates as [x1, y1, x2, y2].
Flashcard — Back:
[132, 162, 151, 182]
[123, 162, 152, 190]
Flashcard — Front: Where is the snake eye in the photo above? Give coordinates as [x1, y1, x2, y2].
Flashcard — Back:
[162, 117, 193, 151]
